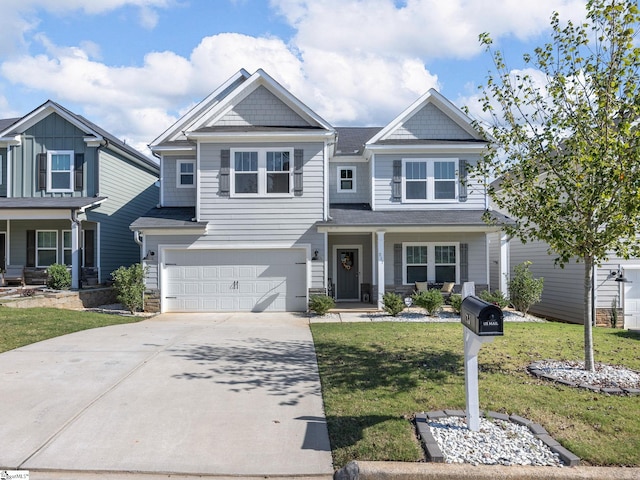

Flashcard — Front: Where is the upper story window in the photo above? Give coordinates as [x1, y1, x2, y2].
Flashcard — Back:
[177, 160, 195, 188]
[402, 158, 457, 202]
[337, 167, 356, 193]
[231, 148, 293, 197]
[48, 151, 74, 192]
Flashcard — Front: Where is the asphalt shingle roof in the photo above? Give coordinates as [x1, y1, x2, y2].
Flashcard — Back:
[334, 127, 382, 155]
[129, 207, 207, 229]
[0, 197, 107, 209]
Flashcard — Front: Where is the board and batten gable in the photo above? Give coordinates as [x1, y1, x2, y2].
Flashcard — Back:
[373, 153, 484, 210]
[10, 112, 98, 197]
[162, 155, 197, 207]
[387, 102, 476, 141]
[86, 148, 158, 281]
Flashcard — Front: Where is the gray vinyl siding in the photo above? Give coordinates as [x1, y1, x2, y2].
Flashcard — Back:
[7, 220, 75, 266]
[383, 232, 487, 285]
[87, 149, 158, 282]
[11, 112, 98, 197]
[217, 86, 310, 127]
[509, 237, 586, 324]
[388, 103, 475, 141]
[162, 155, 197, 207]
[374, 154, 484, 210]
[0, 148, 6, 196]
[329, 161, 370, 204]
[487, 232, 502, 292]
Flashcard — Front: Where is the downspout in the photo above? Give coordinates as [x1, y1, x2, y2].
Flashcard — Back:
[133, 230, 144, 262]
[70, 209, 82, 289]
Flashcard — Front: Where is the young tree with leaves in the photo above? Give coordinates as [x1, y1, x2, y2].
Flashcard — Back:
[472, 0, 640, 371]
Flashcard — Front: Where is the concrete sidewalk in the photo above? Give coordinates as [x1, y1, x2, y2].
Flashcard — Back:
[0, 313, 333, 479]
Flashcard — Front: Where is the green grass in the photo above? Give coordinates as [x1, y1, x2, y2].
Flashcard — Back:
[311, 321, 640, 468]
[0, 307, 143, 353]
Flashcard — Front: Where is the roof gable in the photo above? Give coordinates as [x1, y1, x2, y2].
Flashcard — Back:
[368, 89, 483, 145]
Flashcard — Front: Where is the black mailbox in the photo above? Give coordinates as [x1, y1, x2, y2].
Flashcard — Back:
[461, 295, 504, 336]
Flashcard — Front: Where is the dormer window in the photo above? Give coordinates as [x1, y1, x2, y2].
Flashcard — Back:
[177, 160, 195, 188]
[337, 167, 356, 192]
[48, 151, 74, 192]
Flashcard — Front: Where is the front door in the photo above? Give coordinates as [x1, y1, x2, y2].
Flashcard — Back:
[336, 249, 359, 301]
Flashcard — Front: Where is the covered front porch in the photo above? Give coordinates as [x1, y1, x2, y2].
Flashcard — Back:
[317, 205, 512, 309]
[0, 197, 105, 289]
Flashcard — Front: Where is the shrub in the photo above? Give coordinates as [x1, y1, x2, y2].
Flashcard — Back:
[309, 295, 335, 315]
[382, 292, 405, 316]
[111, 263, 147, 313]
[47, 263, 71, 290]
[479, 289, 510, 309]
[508, 261, 544, 315]
[412, 289, 444, 316]
[449, 294, 463, 314]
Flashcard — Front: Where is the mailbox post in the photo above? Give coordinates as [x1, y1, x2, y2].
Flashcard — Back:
[460, 295, 503, 431]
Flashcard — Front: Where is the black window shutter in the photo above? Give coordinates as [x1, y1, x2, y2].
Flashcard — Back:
[392, 160, 402, 202]
[460, 243, 469, 282]
[37, 153, 47, 191]
[74, 153, 84, 191]
[458, 159, 468, 202]
[219, 150, 230, 196]
[294, 149, 303, 196]
[84, 230, 95, 268]
[394, 243, 403, 285]
[26, 230, 36, 267]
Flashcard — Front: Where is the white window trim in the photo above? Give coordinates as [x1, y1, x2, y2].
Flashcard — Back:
[47, 150, 74, 193]
[230, 148, 294, 198]
[401, 158, 458, 203]
[36, 230, 58, 268]
[63, 230, 72, 266]
[176, 160, 196, 189]
[337, 166, 357, 193]
[402, 242, 460, 285]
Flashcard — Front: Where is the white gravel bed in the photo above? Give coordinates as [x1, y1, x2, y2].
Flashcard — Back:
[533, 360, 640, 389]
[428, 416, 563, 467]
[366, 309, 544, 323]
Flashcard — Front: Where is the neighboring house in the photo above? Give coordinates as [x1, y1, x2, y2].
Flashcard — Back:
[0, 101, 159, 288]
[505, 236, 640, 330]
[131, 68, 512, 313]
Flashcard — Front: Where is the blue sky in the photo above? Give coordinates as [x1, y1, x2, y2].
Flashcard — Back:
[0, 0, 588, 154]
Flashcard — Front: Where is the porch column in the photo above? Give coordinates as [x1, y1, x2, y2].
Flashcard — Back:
[499, 232, 509, 294]
[376, 231, 385, 309]
[71, 216, 80, 289]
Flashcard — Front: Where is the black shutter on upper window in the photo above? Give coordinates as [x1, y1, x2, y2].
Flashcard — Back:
[392, 160, 402, 202]
[393, 243, 403, 285]
[74, 153, 84, 191]
[294, 149, 303, 196]
[26, 230, 36, 267]
[37, 153, 47, 191]
[459, 159, 468, 202]
[219, 149, 230, 196]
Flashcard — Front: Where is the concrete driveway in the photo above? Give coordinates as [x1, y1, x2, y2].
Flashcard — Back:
[0, 313, 333, 479]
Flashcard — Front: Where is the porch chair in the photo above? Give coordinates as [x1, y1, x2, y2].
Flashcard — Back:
[3, 265, 25, 287]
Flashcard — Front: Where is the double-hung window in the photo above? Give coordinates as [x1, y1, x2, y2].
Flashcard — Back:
[402, 158, 457, 202]
[37, 231, 58, 267]
[337, 167, 356, 192]
[231, 149, 293, 196]
[177, 160, 195, 188]
[63, 231, 72, 266]
[403, 243, 459, 284]
[48, 151, 74, 192]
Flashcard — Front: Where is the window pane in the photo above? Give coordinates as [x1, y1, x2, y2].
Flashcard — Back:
[341, 169, 352, 179]
[435, 246, 456, 264]
[406, 181, 427, 199]
[435, 181, 455, 199]
[406, 162, 426, 180]
[407, 265, 428, 283]
[267, 172, 289, 193]
[267, 151, 290, 172]
[235, 152, 257, 171]
[63, 231, 71, 249]
[180, 162, 194, 173]
[340, 180, 353, 190]
[38, 231, 57, 248]
[51, 172, 71, 190]
[180, 174, 194, 185]
[51, 154, 71, 171]
[235, 173, 258, 193]
[64, 250, 72, 266]
[38, 250, 57, 267]
[406, 246, 427, 265]
[434, 161, 455, 179]
[435, 265, 456, 283]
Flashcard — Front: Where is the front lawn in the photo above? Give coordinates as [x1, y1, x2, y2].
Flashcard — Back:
[0, 307, 143, 353]
[311, 321, 640, 468]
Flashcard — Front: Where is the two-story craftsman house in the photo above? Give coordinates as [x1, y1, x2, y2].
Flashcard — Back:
[0, 101, 159, 288]
[131, 68, 511, 312]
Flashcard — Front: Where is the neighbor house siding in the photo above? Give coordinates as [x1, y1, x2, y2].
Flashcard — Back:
[373, 154, 485, 210]
[88, 149, 158, 282]
[329, 161, 371, 204]
[12, 113, 97, 198]
[162, 155, 197, 207]
[217, 86, 310, 127]
[388, 103, 476, 141]
[0, 147, 6, 197]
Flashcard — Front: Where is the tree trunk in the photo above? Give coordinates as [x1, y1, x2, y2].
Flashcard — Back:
[583, 255, 595, 371]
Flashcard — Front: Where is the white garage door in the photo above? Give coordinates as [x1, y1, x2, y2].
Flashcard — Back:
[163, 249, 308, 312]
[624, 269, 640, 330]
